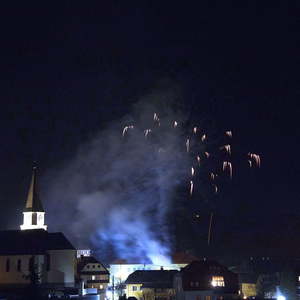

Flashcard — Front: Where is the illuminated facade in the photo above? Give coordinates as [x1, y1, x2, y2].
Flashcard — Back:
[125, 270, 177, 300]
[20, 167, 47, 231]
[77, 256, 109, 291]
[109, 262, 187, 287]
[174, 260, 239, 300]
[0, 229, 76, 286]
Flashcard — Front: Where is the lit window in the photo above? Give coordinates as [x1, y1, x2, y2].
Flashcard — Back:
[92, 275, 95, 280]
[211, 276, 225, 287]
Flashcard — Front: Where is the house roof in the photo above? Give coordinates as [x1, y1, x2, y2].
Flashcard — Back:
[0, 229, 75, 255]
[24, 167, 44, 212]
[239, 273, 258, 284]
[77, 256, 109, 274]
[181, 260, 233, 274]
[125, 270, 178, 288]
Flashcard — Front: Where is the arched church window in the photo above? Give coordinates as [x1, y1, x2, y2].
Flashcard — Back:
[6, 258, 10, 272]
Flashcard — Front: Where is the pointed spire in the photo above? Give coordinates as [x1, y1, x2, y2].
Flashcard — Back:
[24, 165, 44, 212]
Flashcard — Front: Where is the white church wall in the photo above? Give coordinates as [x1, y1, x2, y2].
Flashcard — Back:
[0, 254, 43, 285]
[46, 249, 76, 285]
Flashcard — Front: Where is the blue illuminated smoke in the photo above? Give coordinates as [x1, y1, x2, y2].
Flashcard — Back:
[43, 91, 188, 264]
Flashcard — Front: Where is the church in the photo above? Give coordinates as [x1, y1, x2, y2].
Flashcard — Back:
[0, 167, 76, 288]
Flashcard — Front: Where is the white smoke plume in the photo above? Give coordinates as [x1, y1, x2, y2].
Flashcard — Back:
[42, 87, 189, 265]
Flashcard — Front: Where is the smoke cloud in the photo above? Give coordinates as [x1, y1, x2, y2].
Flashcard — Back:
[43, 86, 189, 264]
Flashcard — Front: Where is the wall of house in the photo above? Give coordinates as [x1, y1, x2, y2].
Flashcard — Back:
[110, 263, 186, 285]
[81, 274, 109, 289]
[241, 283, 257, 298]
[0, 254, 43, 285]
[126, 283, 143, 300]
[142, 287, 175, 300]
[46, 249, 76, 285]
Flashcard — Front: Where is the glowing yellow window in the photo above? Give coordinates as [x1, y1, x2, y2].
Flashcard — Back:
[211, 276, 225, 287]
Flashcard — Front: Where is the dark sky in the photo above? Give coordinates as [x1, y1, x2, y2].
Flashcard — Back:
[0, 2, 299, 254]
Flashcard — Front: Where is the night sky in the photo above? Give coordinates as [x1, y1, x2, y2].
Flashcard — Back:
[0, 2, 299, 257]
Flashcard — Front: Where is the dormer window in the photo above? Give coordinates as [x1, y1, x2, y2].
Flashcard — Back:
[211, 276, 225, 287]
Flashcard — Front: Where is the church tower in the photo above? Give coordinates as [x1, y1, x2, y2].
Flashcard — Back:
[20, 167, 47, 231]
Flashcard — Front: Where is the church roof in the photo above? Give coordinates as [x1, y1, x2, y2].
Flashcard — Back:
[24, 167, 44, 212]
[0, 229, 75, 255]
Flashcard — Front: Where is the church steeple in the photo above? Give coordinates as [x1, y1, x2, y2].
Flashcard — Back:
[20, 166, 47, 231]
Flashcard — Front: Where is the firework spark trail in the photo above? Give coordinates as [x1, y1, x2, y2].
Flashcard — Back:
[201, 134, 206, 142]
[225, 130, 232, 138]
[212, 184, 218, 194]
[174, 121, 178, 128]
[223, 161, 233, 179]
[204, 151, 210, 158]
[220, 144, 231, 155]
[191, 167, 195, 177]
[144, 129, 152, 137]
[196, 155, 201, 166]
[248, 153, 261, 168]
[248, 160, 252, 168]
[193, 127, 197, 134]
[210, 172, 215, 180]
[122, 125, 134, 137]
[190, 180, 194, 196]
[186, 139, 190, 153]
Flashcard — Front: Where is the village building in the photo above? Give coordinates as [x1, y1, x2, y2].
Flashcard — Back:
[77, 255, 109, 291]
[109, 252, 198, 287]
[174, 260, 240, 300]
[125, 269, 178, 300]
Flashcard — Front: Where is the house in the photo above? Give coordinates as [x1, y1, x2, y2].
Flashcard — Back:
[109, 252, 197, 287]
[0, 167, 76, 288]
[77, 255, 109, 290]
[174, 260, 240, 300]
[125, 269, 178, 300]
[238, 273, 257, 298]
